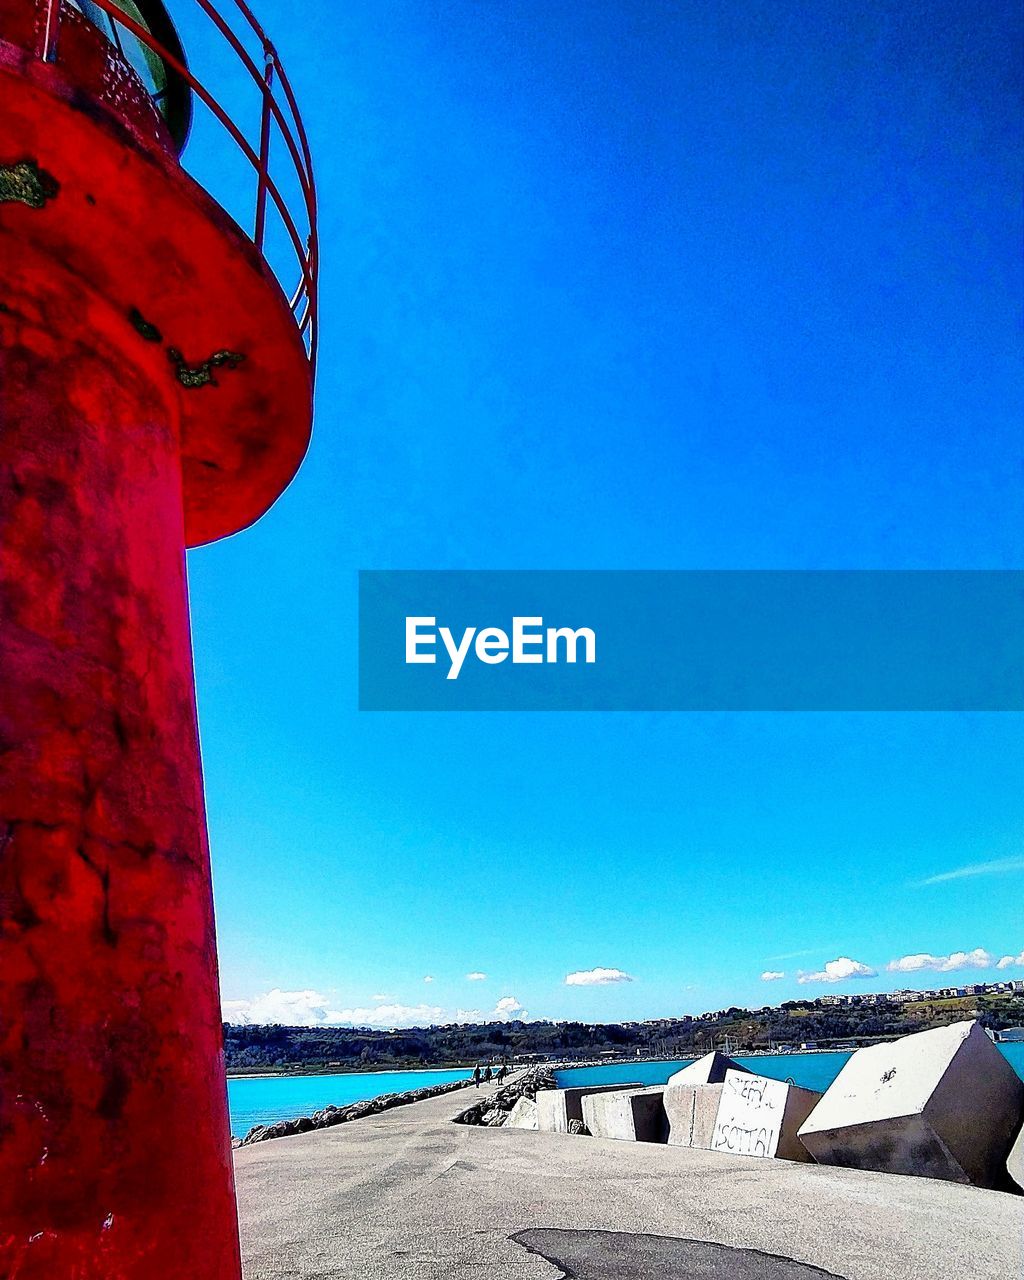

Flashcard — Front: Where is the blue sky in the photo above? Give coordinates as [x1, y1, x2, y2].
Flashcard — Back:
[176, 1, 1022, 1027]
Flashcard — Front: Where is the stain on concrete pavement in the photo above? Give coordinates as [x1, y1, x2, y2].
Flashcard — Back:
[511, 1229, 847, 1279]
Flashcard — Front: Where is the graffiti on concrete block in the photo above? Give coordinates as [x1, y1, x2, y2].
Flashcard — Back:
[711, 1070, 786, 1158]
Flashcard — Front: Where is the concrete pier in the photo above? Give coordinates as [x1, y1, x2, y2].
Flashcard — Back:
[234, 1080, 1024, 1280]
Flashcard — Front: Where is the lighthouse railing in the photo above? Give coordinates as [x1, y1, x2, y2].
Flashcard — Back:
[36, 0, 319, 378]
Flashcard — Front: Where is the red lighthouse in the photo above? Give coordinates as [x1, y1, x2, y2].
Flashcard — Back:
[0, 2, 316, 1275]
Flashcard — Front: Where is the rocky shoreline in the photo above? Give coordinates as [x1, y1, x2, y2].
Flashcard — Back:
[238, 1076, 477, 1146]
[452, 1066, 556, 1127]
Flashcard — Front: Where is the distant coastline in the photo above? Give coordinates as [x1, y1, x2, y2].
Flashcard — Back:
[226, 1043, 1024, 1141]
[223, 987, 1024, 1077]
[224, 1046, 838, 1081]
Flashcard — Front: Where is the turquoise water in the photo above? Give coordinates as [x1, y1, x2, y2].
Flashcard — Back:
[556, 1041, 1024, 1093]
[227, 1067, 471, 1138]
[226, 1043, 1024, 1138]
[556, 1052, 853, 1093]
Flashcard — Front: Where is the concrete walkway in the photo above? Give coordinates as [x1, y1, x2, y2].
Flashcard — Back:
[235, 1081, 1024, 1280]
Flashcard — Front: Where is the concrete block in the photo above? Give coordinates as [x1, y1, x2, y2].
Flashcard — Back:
[666, 1051, 751, 1087]
[505, 1097, 539, 1131]
[535, 1083, 641, 1134]
[798, 1020, 1024, 1188]
[664, 1082, 725, 1149]
[582, 1087, 668, 1143]
[1007, 1114, 1024, 1191]
[710, 1069, 820, 1161]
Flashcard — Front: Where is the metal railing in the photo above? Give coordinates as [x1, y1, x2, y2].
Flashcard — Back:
[37, 0, 319, 377]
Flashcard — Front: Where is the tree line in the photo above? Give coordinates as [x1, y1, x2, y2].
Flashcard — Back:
[223, 993, 1024, 1072]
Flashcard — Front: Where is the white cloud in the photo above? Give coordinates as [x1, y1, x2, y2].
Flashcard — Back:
[221, 999, 256, 1023]
[222, 989, 448, 1029]
[886, 948, 993, 974]
[221, 989, 351, 1027]
[331, 1003, 445, 1028]
[565, 967, 634, 986]
[797, 957, 876, 985]
[465, 972, 487, 981]
[886, 954, 938, 973]
[760, 970, 785, 982]
[997, 952, 1024, 970]
[916, 856, 1024, 887]
[423, 975, 434, 983]
[222, 988, 528, 1030]
[371, 993, 393, 1002]
[453, 995, 527, 1023]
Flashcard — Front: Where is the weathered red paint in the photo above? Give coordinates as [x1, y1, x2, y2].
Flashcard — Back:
[0, 3, 313, 1276]
[0, 6, 314, 549]
[0, 242, 243, 1280]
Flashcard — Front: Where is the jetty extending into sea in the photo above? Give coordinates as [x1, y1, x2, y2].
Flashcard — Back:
[235, 1051, 1023, 1280]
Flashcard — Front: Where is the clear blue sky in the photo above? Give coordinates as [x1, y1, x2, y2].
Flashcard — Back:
[177, 1, 1022, 1027]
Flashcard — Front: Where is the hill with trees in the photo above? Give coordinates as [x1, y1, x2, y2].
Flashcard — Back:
[224, 991, 1024, 1073]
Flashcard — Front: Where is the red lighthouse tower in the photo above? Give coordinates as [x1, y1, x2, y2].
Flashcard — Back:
[0, 2, 316, 1275]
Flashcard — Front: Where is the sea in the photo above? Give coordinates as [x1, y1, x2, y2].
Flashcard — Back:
[555, 1041, 1024, 1094]
[228, 1067, 471, 1138]
[227, 1042, 1024, 1138]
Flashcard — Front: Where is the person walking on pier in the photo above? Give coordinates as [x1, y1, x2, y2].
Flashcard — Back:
[473, 1065, 481, 1088]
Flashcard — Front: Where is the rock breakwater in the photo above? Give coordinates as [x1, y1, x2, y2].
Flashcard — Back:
[453, 1066, 556, 1127]
[239, 1076, 475, 1146]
